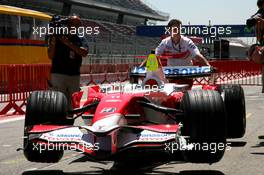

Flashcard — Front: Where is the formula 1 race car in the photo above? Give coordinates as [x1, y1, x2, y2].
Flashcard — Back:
[23, 66, 246, 172]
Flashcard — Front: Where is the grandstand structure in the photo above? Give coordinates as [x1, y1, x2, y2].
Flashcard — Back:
[0, 0, 169, 63]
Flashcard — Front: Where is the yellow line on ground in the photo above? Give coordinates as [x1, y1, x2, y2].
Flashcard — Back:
[0, 157, 25, 165]
[246, 113, 252, 119]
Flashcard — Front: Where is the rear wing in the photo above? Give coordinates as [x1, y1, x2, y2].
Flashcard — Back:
[130, 66, 214, 79]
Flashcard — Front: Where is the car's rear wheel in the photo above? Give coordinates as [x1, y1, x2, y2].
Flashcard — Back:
[181, 90, 227, 164]
[218, 85, 246, 138]
[23, 91, 70, 163]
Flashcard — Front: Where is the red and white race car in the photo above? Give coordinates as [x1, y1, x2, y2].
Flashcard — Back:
[23, 66, 246, 172]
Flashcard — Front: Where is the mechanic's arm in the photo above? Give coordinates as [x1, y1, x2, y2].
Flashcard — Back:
[194, 53, 211, 66]
[60, 36, 88, 57]
[139, 58, 147, 67]
[48, 36, 56, 60]
[187, 40, 210, 66]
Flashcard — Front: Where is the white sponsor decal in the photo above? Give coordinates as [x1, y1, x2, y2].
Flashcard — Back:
[100, 107, 116, 113]
[40, 127, 83, 142]
[136, 130, 176, 141]
[118, 130, 176, 147]
[132, 66, 211, 75]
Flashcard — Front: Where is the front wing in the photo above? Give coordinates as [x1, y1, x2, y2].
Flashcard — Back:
[27, 125, 183, 159]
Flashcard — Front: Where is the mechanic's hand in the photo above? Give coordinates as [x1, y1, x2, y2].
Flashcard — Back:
[256, 17, 264, 23]
[254, 15, 262, 21]
[139, 64, 145, 68]
[59, 36, 75, 48]
[59, 36, 70, 43]
[210, 66, 218, 73]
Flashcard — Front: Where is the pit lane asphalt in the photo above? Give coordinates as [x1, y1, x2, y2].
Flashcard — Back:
[0, 86, 264, 175]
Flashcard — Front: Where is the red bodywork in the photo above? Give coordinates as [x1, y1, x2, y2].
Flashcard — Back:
[28, 83, 220, 161]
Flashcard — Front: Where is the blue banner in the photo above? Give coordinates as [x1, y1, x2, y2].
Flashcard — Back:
[136, 25, 255, 38]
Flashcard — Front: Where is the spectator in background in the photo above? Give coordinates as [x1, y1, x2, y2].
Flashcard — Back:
[247, 0, 264, 93]
[48, 15, 89, 111]
[247, 0, 264, 44]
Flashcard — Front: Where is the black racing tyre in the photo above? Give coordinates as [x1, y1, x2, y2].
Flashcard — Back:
[218, 85, 246, 138]
[23, 142, 64, 163]
[181, 90, 227, 164]
[25, 90, 69, 126]
[23, 90, 70, 163]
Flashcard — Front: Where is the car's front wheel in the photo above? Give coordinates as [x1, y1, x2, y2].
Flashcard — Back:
[23, 91, 69, 163]
[181, 90, 227, 164]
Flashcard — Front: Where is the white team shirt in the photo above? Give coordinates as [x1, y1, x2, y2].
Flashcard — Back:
[155, 36, 200, 66]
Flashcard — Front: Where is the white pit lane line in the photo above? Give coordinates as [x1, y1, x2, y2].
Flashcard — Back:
[0, 116, 25, 125]
[246, 113, 252, 119]
[2, 144, 12, 147]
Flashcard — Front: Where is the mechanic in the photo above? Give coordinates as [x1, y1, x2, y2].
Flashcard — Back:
[48, 15, 89, 111]
[141, 19, 211, 86]
[247, 0, 264, 93]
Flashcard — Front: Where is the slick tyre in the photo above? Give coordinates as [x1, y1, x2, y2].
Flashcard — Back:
[218, 85, 246, 138]
[23, 91, 69, 163]
[181, 90, 227, 164]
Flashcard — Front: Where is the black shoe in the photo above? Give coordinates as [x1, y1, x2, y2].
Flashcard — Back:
[258, 135, 264, 139]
